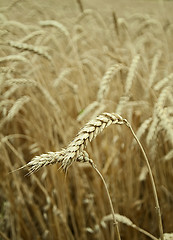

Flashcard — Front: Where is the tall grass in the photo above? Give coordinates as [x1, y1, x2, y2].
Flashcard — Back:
[0, 0, 173, 239]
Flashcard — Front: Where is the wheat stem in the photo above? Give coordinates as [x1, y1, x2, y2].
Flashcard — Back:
[89, 160, 121, 240]
[123, 119, 164, 240]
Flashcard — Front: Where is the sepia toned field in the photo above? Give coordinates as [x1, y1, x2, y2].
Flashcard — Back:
[0, 0, 173, 239]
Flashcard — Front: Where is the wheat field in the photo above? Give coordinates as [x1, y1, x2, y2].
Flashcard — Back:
[0, 0, 173, 239]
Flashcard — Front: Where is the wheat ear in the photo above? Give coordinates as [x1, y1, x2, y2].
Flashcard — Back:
[61, 113, 125, 170]
[19, 112, 164, 240]
[19, 113, 124, 174]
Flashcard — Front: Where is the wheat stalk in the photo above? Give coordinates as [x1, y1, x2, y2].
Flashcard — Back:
[124, 120, 164, 240]
[18, 112, 164, 240]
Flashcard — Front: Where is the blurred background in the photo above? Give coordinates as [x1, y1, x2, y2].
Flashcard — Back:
[0, 0, 173, 239]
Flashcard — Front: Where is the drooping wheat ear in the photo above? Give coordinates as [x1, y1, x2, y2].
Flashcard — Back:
[21, 113, 125, 174]
[61, 113, 125, 170]
[8, 41, 51, 61]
